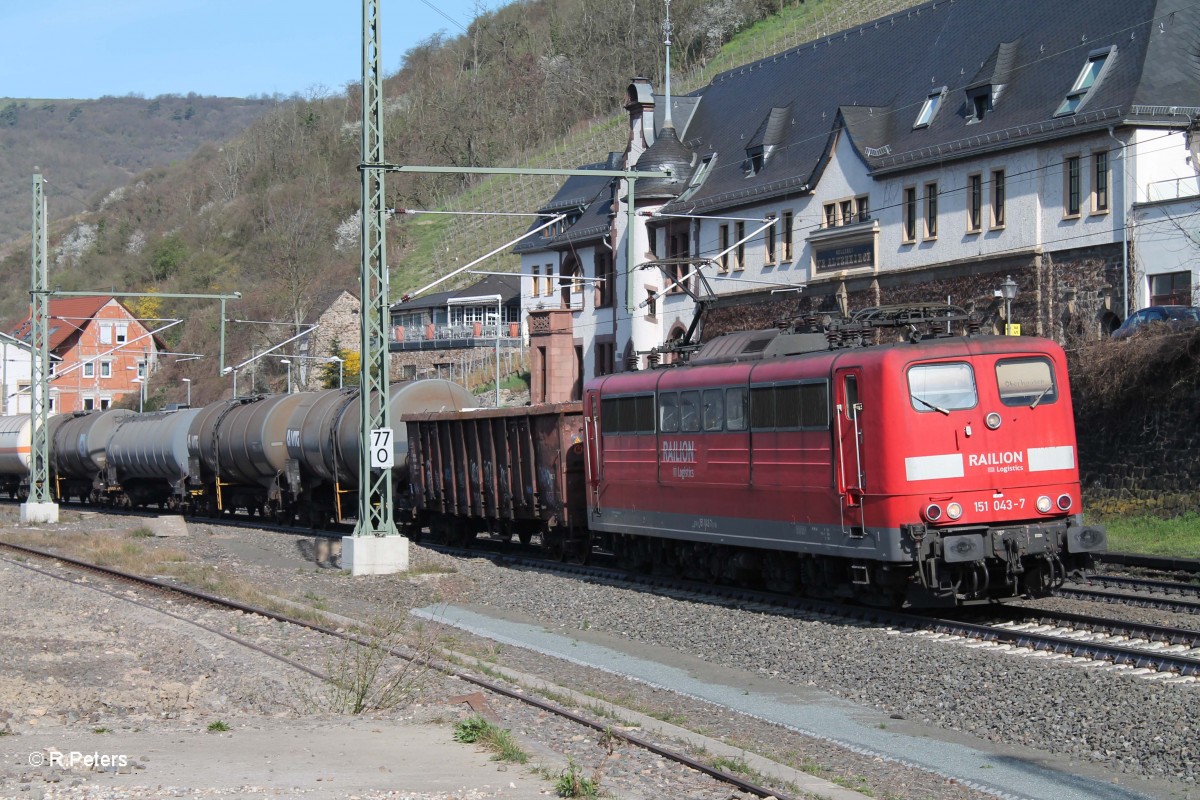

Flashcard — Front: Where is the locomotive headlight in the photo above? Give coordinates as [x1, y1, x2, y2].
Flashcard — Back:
[924, 503, 943, 522]
[1057, 494, 1073, 511]
[946, 502, 963, 520]
[1036, 495, 1053, 513]
[985, 412, 1002, 430]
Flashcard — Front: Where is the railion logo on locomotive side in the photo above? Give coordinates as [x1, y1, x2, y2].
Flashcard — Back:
[661, 440, 696, 463]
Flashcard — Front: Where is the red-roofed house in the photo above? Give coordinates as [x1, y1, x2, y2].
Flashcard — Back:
[8, 296, 162, 413]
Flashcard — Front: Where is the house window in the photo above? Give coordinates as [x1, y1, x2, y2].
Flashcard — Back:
[544, 265, 556, 296]
[115, 325, 128, 344]
[1065, 156, 1081, 217]
[924, 182, 938, 238]
[734, 221, 745, 271]
[764, 215, 777, 264]
[718, 225, 730, 272]
[967, 174, 983, 232]
[531, 265, 541, 297]
[781, 211, 794, 262]
[991, 169, 1006, 228]
[136, 361, 146, 379]
[913, 88, 945, 128]
[99, 398, 111, 410]
[824, 204, 837, 228]
[83, 362, 95, 378]
[839, 200, 853, 226]
[595, 340, 615, 377]
[1150, 272, 1192, 306]
[903, 187, 917, 242]
[1057, 50, 1111, 116]
[645, 288, 657, 318]
[855, 195, 869, 223]
[100, 361, 112, 378]
[1093, 151, 1109, 212]
[594, 251, 614, 308]
[83, 397, 95, 411]
[99, 324, 113, 345]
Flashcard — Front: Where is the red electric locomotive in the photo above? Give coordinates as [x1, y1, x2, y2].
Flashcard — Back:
[582, 307, 1106, 607]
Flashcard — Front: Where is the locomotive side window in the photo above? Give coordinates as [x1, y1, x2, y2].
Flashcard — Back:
[726, 387, 748, 431]
[632, 395, 655, 433]
[602, 395, 656, 434]
[750, 382, 830, 430]
[750, 386, 776, 429]
[702, 389, 724, 431]
[679, 391, 701, 432]
[907, 363, 977, 412]
[996, 357, 1058, 407]
[800, 383, 830, 427]
[659, 393, 680, 433]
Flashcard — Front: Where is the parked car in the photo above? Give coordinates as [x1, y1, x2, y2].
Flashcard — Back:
[1111, 305, 1200, 339]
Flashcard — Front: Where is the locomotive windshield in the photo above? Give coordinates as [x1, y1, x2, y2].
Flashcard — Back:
[995, 357, 1058, 407]
[907, 363, 977, 412]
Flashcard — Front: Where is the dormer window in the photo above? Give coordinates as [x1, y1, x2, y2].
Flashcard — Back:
[913, 88, 945, 129]
[680, 155, 715, 201]
[966, 87, 992, 123]
[1056, 48, 1113, 116]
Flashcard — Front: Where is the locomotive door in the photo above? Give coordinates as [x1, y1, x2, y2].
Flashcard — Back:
[583, 390, 602, 512]
[834, 368, 865, 530]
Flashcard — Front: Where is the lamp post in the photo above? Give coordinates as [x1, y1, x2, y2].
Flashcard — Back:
[279, 359, 292, 394]
[222, 366, 238, 399]
[1000, 275, 1019, 335]
[328, 355, 344, 389]
[181, 377, 191, 407]
[131, 376, 144, 413]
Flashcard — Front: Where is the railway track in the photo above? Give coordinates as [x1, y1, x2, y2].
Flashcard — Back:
[0, 536, 802, 800]
[1055, 574, 1200, 614]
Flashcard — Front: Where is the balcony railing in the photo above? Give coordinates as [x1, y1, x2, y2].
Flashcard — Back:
[389, 322, 523, 350]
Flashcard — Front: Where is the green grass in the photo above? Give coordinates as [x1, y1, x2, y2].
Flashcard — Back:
[1098, 512, 1200, 558]
[452, 716, 529, 764]
[207, 721, 230, 733]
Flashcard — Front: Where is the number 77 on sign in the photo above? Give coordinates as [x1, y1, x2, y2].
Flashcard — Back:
[370, 428, 395, 469]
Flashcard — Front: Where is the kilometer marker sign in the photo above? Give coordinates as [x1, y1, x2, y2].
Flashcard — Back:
[370, 428, 394, 469]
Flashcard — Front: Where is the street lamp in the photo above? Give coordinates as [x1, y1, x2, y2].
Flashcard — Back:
[999, 275, 1019, 335]
[222, 366, 238, 399]
[181, 377, 191, 407]
[328, 355, 344, 389]
[130, 376, 145, 413]
[279, 359, 292, 394]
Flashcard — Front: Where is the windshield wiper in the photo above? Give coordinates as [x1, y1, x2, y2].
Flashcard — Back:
[911, 394, 950, 415]
[1029, 386, 1053, 409]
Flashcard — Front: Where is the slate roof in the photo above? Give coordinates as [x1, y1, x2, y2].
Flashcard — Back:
[391, 274, 520, 312]
[512, 155, 619, 255]
[652, 0, 1198, 214]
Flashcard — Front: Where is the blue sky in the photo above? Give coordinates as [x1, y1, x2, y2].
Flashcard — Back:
[1, 0, 487, 99]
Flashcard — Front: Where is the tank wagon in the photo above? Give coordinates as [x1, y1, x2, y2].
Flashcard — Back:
[0, 379, 472, 526]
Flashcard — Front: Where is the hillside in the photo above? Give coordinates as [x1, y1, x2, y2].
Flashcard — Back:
[0, 0, 919, 407]
[0, 94, 277, 250]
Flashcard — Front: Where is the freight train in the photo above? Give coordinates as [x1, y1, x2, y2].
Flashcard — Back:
[0, 306, 1106, 607]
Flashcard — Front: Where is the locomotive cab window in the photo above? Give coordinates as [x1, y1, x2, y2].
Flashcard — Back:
[702, 389, 724, 432]
[679, 391, 701, 433]
[908, 363, 977, 413]
[996, 357, 1057, 407]
[659, 393, 680, 433]
[725, 387, 748, 431]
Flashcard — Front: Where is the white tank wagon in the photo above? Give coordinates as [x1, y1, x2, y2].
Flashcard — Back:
[105, 408, 202, 509]
[50, 409, 134, 503]
[0, 415, 32, 498]
[282, 380, 473, 526]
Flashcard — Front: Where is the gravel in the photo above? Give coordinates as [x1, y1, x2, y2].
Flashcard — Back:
[2, 507, 1196, 800]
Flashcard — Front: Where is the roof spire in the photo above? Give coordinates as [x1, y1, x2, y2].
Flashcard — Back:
[662, 0, 674, 129]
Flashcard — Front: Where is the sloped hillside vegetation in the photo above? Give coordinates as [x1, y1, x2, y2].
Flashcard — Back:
[1070, 328, 1200, 518]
